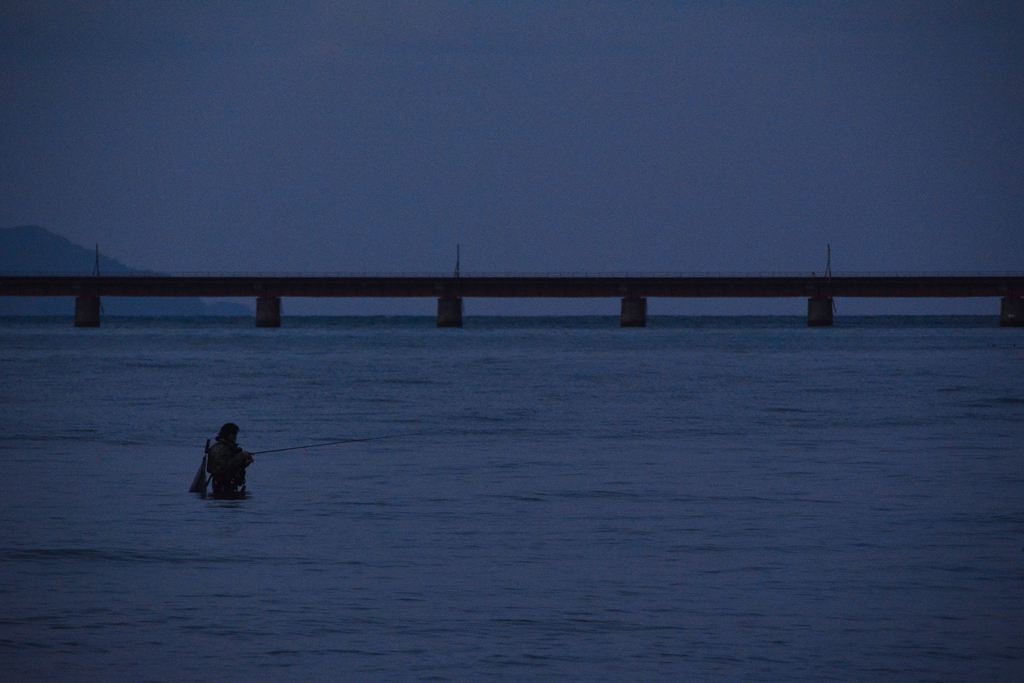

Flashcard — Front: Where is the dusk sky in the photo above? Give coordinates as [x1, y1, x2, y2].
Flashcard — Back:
[2, 2, 1021, 314]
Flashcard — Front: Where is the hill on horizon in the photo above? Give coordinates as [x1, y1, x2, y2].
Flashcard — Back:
[0, 225, 252, 316]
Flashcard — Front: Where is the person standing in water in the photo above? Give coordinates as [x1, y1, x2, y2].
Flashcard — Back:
[206, 423, 254, 495]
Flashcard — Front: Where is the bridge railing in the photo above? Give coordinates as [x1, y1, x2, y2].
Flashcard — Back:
[3, 271, 1024, 279]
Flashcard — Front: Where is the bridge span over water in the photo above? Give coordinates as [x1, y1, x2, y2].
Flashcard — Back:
[1, 273, 1022, 328]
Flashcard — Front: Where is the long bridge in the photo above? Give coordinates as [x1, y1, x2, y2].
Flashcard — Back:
[1, 273, 1022, 327]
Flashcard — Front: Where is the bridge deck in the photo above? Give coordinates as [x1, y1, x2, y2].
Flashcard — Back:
[1, 274, 1022, 299]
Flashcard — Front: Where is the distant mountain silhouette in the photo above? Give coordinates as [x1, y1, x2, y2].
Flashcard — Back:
[0, 225, 252, 316]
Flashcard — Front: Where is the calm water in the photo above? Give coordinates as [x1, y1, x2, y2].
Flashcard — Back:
[1, 316, 1022, 682]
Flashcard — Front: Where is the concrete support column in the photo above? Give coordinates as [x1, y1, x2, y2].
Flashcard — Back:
[74, 295, 101, 327]
[807, 297, 834, 327]
[1000, 296, 1023, 327]
[437, 297, 463, 328]
[255, 296, 281, 328]
[620, 297, 647, 328]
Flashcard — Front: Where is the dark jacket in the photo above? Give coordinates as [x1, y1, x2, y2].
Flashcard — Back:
[207, 436, 250, 475]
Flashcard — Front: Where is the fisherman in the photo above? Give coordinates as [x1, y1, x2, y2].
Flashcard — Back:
[206, 423, 254, 495]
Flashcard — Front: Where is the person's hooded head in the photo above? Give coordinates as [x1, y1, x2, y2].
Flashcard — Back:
[218, 423, 240, 441]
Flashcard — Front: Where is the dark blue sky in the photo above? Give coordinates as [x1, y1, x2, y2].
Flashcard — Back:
[2, 2, 1021, 313]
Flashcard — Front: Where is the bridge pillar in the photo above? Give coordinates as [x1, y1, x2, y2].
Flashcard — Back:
[255, 296, 281, 328]
[74, 295, 100, 327]
[620, 297, 647, 328]
[807, 297, 834, 327]
[437, 297, 463, 328]
[1001, 296, 1023, 327]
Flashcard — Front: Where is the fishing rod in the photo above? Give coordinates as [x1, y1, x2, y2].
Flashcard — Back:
[191, 432, 420, 494]
[250, 432, 421, 455]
